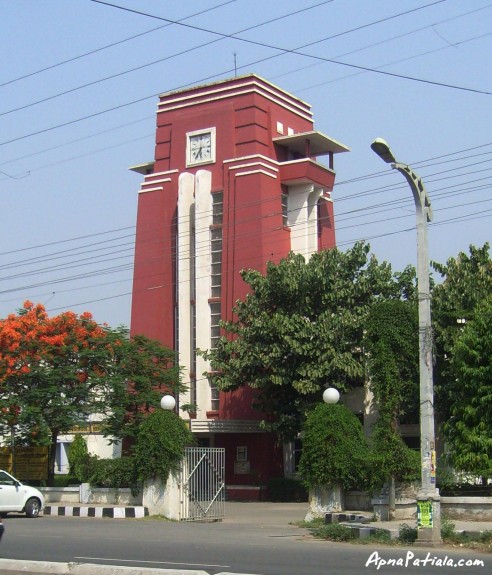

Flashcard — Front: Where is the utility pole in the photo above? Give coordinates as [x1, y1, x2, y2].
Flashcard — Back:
[371, 138, 441, 546]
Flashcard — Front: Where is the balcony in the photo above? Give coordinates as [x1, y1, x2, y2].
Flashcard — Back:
[279, 158, 335, 187]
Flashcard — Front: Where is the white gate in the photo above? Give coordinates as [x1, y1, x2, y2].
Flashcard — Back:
[179, 447, 225, 521]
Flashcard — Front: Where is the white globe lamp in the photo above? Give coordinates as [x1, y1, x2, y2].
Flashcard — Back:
[160, 395, 176, 411]
[322, 387, 340, 405]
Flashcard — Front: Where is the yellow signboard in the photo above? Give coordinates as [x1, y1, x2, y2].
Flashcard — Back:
[0, 446, 49, 481]
[69, 422, 103, 434]
[417, 500, 433, 528]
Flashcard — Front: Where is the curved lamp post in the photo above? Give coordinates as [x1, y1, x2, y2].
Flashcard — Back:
[371, 138, 441, 546]
[160, 395, 176, 411]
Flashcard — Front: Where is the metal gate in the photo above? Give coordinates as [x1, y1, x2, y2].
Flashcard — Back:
[179, 447, 225, 521]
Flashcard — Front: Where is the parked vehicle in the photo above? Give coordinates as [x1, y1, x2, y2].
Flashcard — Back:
[0, 469, 44, 517]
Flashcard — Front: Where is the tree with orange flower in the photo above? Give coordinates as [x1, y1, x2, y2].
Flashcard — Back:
[0, 302, 111, 483]
[0, 302, 186, 484]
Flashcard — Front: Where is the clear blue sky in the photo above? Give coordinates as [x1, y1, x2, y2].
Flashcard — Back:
[1, 0, 491, 329]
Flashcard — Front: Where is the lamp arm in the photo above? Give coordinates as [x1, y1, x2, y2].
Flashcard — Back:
[393, 163, 433, 223]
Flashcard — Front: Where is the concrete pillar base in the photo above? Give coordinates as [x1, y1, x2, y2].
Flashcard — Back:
[416, 495, 442, 546]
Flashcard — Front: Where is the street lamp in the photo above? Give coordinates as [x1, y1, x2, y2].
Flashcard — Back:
[322, 387, 340, 405]
[160, 395, 176, 411]
[371, 138, 441, 546]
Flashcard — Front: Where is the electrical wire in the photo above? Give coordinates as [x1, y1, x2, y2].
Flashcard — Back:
[3, 0, 491, 149]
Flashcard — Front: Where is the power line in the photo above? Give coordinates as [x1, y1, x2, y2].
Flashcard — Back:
[3, 1, 491, 148]
[1, 173, 490, 300]
[0, 0, 240, 88]
[1, 143, 490, 263]
[270, 3, 492, 85]
[0, 1, 334, 119]
[89, 0, 491, 96]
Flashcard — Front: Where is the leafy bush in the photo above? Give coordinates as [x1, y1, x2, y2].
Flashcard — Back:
[298, 403, 371, 490]
[398, 523, 417, 543]
[53, 474, 79, 487]
[312, 522, 356, 542]
[73, 453, 100, 483]
[133, 410, 194, 484]
[477, 530, 492, 544]
[368, 425, 420, 492]
[88, 456, 138, 491]
[267, 477, 308, 502]
[441, 516, 456, 540]
[68, 435, 89, 480]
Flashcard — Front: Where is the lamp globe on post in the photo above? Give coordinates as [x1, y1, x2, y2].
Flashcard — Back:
[160, 395, 176, 412]
[323, 387, 340, 405]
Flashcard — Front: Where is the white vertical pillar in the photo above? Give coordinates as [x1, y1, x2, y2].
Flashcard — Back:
[287, 184, 320, 260]
[307, 188, 322, 257]
[194, 170, 213, 414]
[177, 173, 195, 409]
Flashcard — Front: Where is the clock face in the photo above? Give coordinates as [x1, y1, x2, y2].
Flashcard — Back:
[186, 127, 216, 167]
[190, 133, 212, 162]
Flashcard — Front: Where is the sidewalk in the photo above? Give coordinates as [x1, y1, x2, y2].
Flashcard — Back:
[43, 500, 492, 537]
[224, 502, 492, 538]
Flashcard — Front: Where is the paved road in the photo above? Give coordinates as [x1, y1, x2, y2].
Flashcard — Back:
[1, 503, 490, 575]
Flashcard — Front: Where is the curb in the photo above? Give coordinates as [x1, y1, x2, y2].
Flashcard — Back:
[324, 513, 395, 540]
[0, 559, 207, 574]
[43, 506, 149, 519]
[339, 522, 396, 539]
[325, 512, 372, 524]
[0, 560, 257, 575]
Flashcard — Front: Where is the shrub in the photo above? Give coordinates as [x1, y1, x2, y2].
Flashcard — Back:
[53, 474, 79, 487]
[133, 410, 194, 484]
[267, 477, 308, 502]
[441, 516, 457, 540]
[368, 424, 420, 491]
[477, 530, 492, 544]
[73, 453, 100, 483]
[312, 522, 356, 542]
[298, 403, 371, 490]
[88, 456, 138, 491]
[68, 435, 89, 479]
[398, 523, 417, 543]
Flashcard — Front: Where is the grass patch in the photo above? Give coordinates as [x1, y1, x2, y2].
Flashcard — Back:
[298, 516, 492, 552]
[311, 522, 356, 542]
[294, 517, 325, 529]
[358, 529, 393, 544]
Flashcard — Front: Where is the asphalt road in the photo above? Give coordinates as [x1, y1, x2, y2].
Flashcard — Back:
[1, 513, 490, 575]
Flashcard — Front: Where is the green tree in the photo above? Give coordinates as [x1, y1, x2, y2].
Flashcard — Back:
[432, 243, 492, 421]
[0, 303, 185, 483]
[203, 242, 415, 439]
[100, 331, 185, 450]
[0, 302, 110, 483]
[298, 403, 370, 490]
[443, 297, 492, 481]
[364, 300, 420, 488]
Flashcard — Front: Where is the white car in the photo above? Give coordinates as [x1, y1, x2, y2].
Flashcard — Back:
[0, 469, 44, 517]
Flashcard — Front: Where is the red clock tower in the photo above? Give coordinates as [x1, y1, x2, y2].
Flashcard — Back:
[130, 75, 349, 499]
